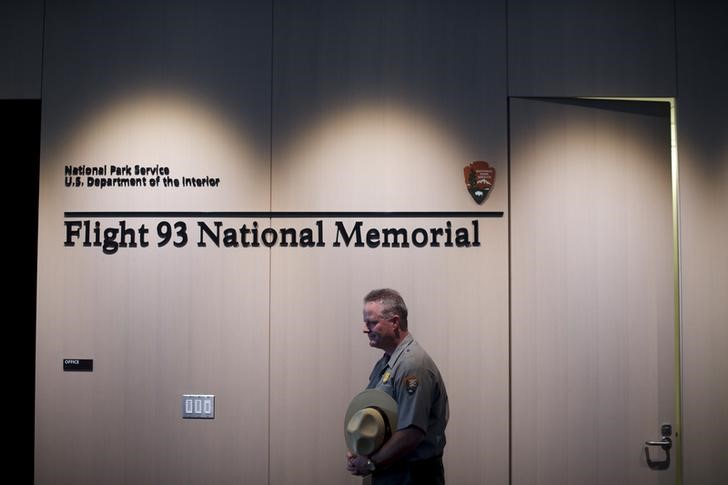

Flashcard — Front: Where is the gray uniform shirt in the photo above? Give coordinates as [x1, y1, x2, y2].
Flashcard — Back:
[367, 334, 449, 461]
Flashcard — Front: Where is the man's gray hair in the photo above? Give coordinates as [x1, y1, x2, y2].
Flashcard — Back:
[364, 288, 409, 330]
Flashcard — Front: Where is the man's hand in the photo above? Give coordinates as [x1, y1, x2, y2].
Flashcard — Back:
[346, 426, 425, 476]
[346, 451, 372, 476]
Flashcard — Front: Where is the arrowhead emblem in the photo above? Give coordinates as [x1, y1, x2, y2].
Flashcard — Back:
[464, 161, 496, 204]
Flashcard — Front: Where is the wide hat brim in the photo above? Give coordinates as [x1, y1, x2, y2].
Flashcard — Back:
[344, 389, 398, 455]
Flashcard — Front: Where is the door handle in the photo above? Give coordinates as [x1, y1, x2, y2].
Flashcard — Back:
[645, 439, 672, 447]
[644, 423, 672, 470]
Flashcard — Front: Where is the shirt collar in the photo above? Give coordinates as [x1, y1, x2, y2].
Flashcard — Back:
[386, 333, 414, 369]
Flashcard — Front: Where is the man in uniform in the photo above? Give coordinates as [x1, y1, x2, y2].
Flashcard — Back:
[346, 288, 449, 484]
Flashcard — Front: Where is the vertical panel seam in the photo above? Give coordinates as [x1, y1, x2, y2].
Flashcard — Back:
[268, 2, 275, 485]
[35, 2, 47, 480]
[505, 2, 512, 484]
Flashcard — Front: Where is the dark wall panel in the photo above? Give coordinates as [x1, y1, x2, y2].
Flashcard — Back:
[676, 1, 728, 484]
[2, 99, 40, 483]
[508, 0, 677, 96]
[0, 0, 43, 98]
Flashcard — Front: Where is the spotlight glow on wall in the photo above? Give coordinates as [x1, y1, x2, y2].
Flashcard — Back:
[43, 88, 266, 212]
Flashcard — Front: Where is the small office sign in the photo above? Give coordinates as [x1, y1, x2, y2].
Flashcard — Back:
[63, 359, 93, 372]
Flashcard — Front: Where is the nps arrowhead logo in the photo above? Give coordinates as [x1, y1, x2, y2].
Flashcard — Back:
[464, 161, 496, 204]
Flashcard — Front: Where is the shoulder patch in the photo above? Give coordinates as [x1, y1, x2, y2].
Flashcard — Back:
[405, 375, 418, 394]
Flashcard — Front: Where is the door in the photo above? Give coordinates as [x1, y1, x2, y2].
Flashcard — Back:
[510, 98, 678, 484]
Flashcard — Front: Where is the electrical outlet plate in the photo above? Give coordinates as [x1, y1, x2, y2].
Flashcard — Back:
[182, 394, 215, 419]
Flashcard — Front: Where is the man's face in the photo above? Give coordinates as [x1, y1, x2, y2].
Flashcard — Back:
[362, 300, 398, 351]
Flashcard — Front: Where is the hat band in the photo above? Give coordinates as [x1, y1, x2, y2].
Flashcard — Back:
[369, 405, 393, 439]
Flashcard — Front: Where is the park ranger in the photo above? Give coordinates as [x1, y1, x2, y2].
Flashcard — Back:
[346, 288, 449, 485]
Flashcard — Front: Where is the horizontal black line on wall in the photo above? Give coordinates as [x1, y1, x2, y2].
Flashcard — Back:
[64, 211, 505, 218]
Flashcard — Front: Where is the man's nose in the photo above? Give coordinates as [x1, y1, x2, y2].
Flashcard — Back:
[362, 323, 370, 333]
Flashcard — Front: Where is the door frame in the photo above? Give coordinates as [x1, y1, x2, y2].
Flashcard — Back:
[507, 96, 684, 484]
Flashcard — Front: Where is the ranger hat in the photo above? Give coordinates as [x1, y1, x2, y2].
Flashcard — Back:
[344, 389, 398, 456]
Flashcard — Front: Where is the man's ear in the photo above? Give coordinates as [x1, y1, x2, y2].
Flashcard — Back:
[390, 315, 400, 330]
